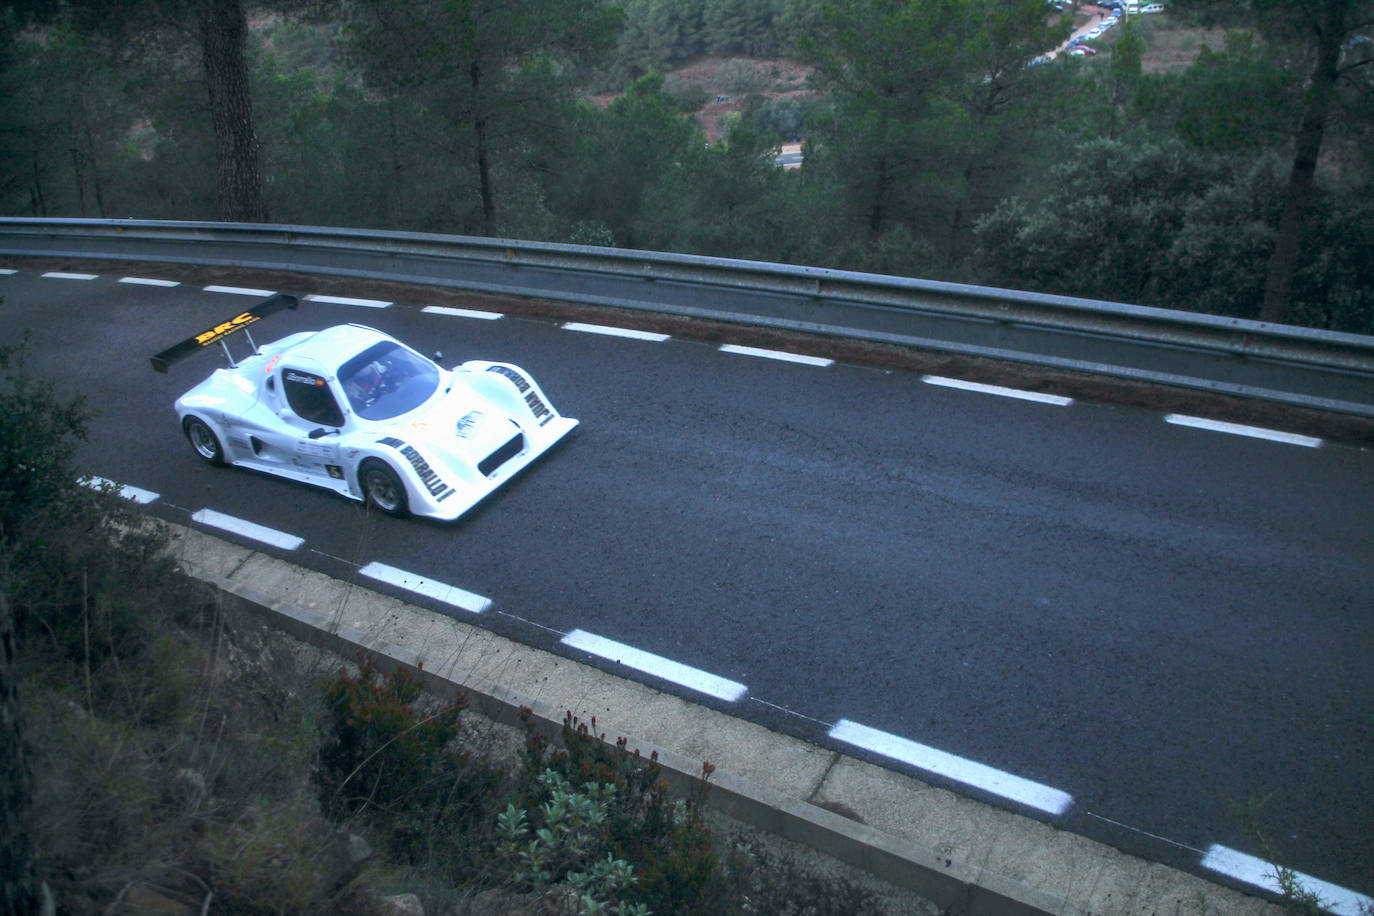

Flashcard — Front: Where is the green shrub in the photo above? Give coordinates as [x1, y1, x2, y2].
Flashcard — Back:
[513, 714, 732, 914]
[1, 338, 176, 693]
[317, 658, 502, 873]
[0, 335, 92, 538]
[663, 75, 709, 111]
[718, 59, 761, 93]
[208, 795, 382, 916]
[319, 658, 464, 812]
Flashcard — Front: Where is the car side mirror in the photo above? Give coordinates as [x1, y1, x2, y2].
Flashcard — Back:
[433, 350, 443, 364]
[308, 427, 335, 440]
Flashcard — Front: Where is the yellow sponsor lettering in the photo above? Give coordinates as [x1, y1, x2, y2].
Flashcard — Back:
[195, 312, 257, 346]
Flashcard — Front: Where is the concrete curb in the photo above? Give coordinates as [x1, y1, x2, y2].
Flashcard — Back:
[166, 522, 1284, 916]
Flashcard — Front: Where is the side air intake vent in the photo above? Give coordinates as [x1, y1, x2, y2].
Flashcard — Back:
[479, 433, 525, 477]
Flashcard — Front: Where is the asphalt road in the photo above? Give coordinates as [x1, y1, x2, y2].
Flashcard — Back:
[3, 264, 1370, 903]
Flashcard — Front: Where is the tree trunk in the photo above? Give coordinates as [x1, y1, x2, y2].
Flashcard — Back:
[948, 157, 979, 262]
[29, 158, 46, 216]
[1259, 7, 1344, 323]
[469, 62, 496, 235]
[86, 123, 107, 218]
[201, 0, 266, 222]
[387, 96, 403, 225]
[69, 147, 86, 216]
[867, 153, 888, 241]
[0, 593, 38, 916]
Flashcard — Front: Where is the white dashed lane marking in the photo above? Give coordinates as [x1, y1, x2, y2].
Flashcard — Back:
[1165, 414, 1322, 448]
[42, 271, 98, 280]
[561, 629, 748, 702]
[563, 322, 670, 342]
[306, 293, 391, 308]
[119, 277, 180, 287]
[204, 285, 276, 297]
[82, 476, 159, 504]
[423, 305, 504, 320]
[923, 375, 1074, 406]
[359, 561, 491, 614]
[1201, 845, 1372, 915]
[829, 719, 1074, 816]
[719, 344, 833, 367]
[190, 509, 304, 550]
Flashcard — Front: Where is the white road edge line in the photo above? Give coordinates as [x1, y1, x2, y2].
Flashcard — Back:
[204, 285, 277, 297]
[829, 719, 1074, 816]
[190, 509, 304, 550]
[82, 476, 159, 504]
[561, 629, 748, 703]
[423, 305, 504, 320]
[42, 272, 98, 280]
[719, 344, 833, 367]
[1165, 414, 1322, 448]
[305, 293, 392, 308]
[923, 375, 1074, 406]
[563, 322, 670, 342]
[1201, 845, 1372, 916]
[119, 277, 180, 287]
[359, 561, 492, 614]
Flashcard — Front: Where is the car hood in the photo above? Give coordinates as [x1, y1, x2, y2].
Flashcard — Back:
[388, 385, 523, 463]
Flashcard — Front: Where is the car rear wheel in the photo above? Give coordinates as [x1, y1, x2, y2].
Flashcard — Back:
[360, 459, 409, 517]
[183, 416, 225, 466]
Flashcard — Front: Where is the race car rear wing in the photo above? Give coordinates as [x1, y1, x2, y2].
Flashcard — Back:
[150, 293, 299, 373]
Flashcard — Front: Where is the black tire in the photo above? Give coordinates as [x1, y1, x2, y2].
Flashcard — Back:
[183, 416, 225, 466]
[359, 459, 410, 518]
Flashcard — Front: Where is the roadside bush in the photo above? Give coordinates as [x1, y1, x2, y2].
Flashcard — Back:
[517, 714, 737, 914]
[2, 336, 357, 914]
[319, 658, 466, 814]
[317, 658, 504, 875]
[1, 337, 175, 687]
[207, 794, 384, 916]
[0, 335, 92, 539]
[313, 669, 904, 914]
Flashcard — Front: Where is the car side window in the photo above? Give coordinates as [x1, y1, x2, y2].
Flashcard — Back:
[282, 369, 344, 427]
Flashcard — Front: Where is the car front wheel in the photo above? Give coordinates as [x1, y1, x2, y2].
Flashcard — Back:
[360, 459, 410, 518]
[183, 416, 225, 466]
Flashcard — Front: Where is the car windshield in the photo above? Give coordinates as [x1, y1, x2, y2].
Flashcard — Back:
[339, 341, 440, 420]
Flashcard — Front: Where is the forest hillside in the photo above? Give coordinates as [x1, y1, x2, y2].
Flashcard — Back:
[1, 0, 1371, 330]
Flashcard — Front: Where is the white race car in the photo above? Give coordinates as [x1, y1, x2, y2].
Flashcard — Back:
[151, 294, 578, 520]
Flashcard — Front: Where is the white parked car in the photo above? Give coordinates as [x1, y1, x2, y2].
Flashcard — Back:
[152, 295, 578, 520]
[1141, 3, 1165, 11]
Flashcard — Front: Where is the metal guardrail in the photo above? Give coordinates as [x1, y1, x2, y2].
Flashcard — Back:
[4, 217, 1374, 417]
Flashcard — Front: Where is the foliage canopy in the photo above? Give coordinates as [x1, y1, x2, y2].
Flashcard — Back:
[1, 0, 1372, 329]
